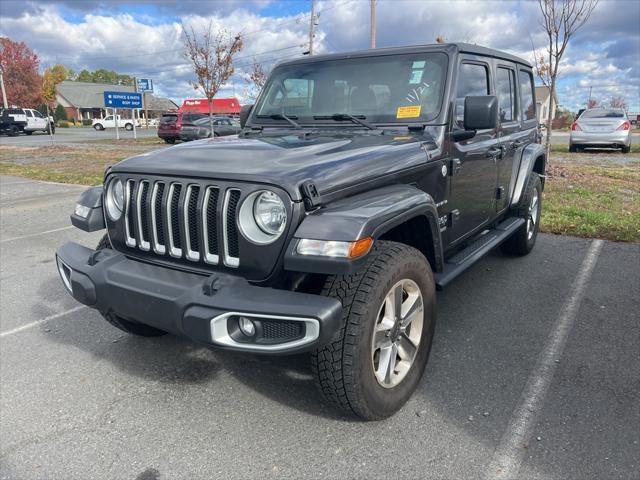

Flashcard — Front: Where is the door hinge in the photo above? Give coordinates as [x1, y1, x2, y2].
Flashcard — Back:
[450, 158, 462, 176]
[496, 186, 505, 200]
[448, 209, 460, 227]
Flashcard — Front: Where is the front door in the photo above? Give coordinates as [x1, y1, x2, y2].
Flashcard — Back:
[447, 58, 500, 246]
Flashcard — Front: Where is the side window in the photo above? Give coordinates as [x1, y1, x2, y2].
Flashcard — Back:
[455, 63, 489, 127]
[104, 116, 113, 121]
[26, 110, 33, 117]
[33, 110, 43, 118]
[496, 67, 516, 122]
[519, 70, 536, 121]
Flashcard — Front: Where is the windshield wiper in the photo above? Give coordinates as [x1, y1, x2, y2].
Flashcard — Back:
[313, 113, 377, 130]
[256, 113, 301, 129]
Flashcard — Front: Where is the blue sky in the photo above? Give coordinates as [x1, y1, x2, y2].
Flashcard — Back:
[1, 0, 638, 112]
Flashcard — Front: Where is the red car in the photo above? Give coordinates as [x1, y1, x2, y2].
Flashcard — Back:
[157, 112, 181, 144]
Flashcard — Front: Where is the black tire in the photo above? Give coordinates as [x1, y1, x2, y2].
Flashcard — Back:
[163, 138, 176, 144]
[501, 173, 542, 256]
[93, 124, 104, 131]
[311, 241, 436, 420]
[50, 124, 55, 134]
[621, 145, 630, 154]
[125, 123, 133, 131]
[8, 125, 20, 136]
[95, 234, 167, 337]
[569, 144, 576, 153]
[25, 130, 33, 135]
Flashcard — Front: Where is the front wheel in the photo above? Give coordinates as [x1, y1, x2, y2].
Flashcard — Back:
[93, 124, 104, 131]
[95, 234, 167, 337]
[124, 123, 133, 131]
[311, 241, 436, 420]
[501, 172, 542, 256]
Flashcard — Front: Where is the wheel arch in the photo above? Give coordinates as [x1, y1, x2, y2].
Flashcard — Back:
[284, 184, 444, 275]
[511, 143, 546, 207]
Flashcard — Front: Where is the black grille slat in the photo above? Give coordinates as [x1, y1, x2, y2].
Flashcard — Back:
[206, 188, 219, 256]
[226, 190, 241, 259]
[188, 186, 200, 253]
[154, 183, 165, 246]
[140, 182, 150, 243]
[170, 184, 182, 250]
[125, 180, 135, 240]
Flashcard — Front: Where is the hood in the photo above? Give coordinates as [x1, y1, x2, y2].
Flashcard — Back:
[112, 129, 443, 201]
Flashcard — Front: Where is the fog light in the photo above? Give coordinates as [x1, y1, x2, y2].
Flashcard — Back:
[238, 316, 255, 337]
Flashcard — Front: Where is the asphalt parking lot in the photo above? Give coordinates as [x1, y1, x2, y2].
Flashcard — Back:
[0, 175, 638, 480]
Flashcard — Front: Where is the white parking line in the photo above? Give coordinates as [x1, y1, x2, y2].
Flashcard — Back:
[0, 180, 37, 186]
[485, 239, 604, 480]
[0, 305, 87, 338]
[0, 225, 75, 243]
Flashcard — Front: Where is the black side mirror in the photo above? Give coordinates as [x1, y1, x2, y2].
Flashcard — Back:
[240, 104, 254, 129]
[463, 95, 498, 131]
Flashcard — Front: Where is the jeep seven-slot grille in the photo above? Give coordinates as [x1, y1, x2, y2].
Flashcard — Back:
[124, 179, 239, 267]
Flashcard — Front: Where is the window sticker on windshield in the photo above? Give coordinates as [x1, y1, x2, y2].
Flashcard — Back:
[409, 70, 424, 84]
[412, 61, 426, 69]
[397, 105, 422, 119]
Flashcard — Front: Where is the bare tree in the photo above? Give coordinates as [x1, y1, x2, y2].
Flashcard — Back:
[587, 97, 599, 109]
[243, 58, 268, 103]
[608, 95, 627, 111]
[183, 21, 243, 135]
[534, 0, 598, 161]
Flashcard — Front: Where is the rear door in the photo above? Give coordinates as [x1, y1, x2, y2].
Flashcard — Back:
[447, 57, 501, 245]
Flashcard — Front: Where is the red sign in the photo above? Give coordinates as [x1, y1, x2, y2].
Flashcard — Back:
[180, 98, 241, 114]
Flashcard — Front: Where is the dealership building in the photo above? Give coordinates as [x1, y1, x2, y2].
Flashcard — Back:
[56, 80, 178, 122]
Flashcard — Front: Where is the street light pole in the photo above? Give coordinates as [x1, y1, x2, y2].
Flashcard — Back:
[309, 0, 316, 55]
[370, 0, 377, 49]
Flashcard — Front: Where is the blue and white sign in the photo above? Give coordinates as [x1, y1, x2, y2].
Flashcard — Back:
[136, 78, 154, 92]
[103, 91, 143, 109]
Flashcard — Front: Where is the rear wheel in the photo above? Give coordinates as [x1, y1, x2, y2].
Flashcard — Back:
[311, 241, 436, 420]
[621, 145, 631, 154]
[163, 138, 176, 144]
[502, 173, 542, 256]
[95, 234, 167, 337]
[124, 123, 133, 131]
[8, 125, 20, 136]
[25, 130, 33, 135]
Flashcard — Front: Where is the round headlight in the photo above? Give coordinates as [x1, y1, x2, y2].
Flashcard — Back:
[238, 190, 287, 244]
[254, 191, 287, 235]
[105, 178, 124, 221]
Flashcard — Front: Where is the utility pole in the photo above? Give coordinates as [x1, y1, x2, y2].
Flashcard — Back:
[370, 0, 377, 49]
[588, 85, 592, 106]
[0, 67, 8, 109]
[309, 0, 316, 55]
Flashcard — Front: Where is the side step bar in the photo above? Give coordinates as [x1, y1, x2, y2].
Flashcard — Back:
[434, 217, 525, 290]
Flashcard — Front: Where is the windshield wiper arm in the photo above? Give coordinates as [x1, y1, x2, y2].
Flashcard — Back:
[256, 113, 301, 129]
[313, 113, 377, 130]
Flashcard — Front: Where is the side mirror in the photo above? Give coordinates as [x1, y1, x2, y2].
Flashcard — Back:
[240, 104, 254, 129]
[463, 95, 498, 131]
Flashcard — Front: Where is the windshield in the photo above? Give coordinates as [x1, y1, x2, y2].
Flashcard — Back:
[581, 109, 625, 119]
[253, 52, 448, 125]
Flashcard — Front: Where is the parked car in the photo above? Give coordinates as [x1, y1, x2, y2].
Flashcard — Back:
[157, 112, 181, 143]
[92, 115, 139, 131]
[57, 42, 545, 420]
[179, 116, 241, 141]
[0, 107, 54, 135]
[570, 108, 632, 153]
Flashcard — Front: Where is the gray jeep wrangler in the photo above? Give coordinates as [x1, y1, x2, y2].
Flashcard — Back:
[56, 43, 545, 420]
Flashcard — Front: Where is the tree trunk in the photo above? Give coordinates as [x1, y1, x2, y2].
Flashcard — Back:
[208, 98, 214, 138]
[544, 77, 556, 165]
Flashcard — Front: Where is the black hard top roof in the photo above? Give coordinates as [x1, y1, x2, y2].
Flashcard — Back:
[278, 42, 532, 68]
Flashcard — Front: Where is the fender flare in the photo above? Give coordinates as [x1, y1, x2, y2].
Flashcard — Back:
[70, 186, 106, 232]
[284, 184, 444, 275]
[511, 143, 545, 207]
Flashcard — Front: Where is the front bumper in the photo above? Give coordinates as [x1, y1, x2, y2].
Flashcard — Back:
[570, 130, 631, 146]
[55, 242, 342, 354]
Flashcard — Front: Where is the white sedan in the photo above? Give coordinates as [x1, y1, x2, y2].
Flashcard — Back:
[92, 115, 139, 131]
